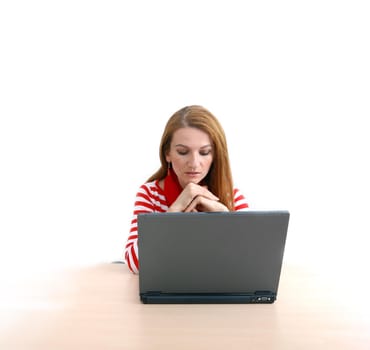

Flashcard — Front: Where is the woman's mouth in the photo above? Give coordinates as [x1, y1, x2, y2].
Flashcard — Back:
[185, 172, 200, 177]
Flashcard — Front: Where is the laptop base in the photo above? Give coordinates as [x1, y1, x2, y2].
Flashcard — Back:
[140, 292, 276, 304]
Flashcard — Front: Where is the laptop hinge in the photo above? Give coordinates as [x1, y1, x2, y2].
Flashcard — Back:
[254, 291, 276, 303]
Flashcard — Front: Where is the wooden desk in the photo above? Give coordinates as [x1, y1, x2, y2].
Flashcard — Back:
[1, 262, 369, 349]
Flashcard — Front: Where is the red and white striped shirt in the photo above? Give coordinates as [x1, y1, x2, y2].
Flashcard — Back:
[124, 180, 249, 273]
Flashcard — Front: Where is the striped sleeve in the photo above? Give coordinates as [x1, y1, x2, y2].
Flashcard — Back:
[233, 188, 249, 211]
[124, 182, 168, 274]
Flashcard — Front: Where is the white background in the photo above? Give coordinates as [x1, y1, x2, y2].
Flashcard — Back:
[1, 0, 369, 283]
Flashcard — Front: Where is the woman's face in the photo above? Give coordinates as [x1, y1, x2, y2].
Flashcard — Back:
[166, 127, 213, 188]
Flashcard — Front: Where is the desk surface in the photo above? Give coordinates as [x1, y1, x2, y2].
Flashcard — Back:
[1, 262, 369, 350]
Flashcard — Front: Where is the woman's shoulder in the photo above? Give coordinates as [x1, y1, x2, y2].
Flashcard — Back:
[137, 180, 165, 197]
[135, 180, 168, 211]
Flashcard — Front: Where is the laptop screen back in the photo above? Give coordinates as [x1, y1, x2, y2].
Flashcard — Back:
[138, 210, 289, 303]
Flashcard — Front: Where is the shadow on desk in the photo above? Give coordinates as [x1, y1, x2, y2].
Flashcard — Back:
[0, 262, 369, 350]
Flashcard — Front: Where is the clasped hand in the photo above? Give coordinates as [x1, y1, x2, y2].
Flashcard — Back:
[168, 183, 228, 213]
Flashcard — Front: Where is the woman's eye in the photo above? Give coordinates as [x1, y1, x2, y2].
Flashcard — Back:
[200, 150, 211, 156]
[176, 149, 212, 156]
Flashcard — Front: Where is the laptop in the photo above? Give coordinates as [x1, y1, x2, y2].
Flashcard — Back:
[138, 210, 290, 304]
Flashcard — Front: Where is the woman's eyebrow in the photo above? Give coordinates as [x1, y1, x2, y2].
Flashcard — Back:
[175, 144, 212, 149]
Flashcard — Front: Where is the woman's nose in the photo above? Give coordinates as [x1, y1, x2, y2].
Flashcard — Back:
[187, 153, 200, 167]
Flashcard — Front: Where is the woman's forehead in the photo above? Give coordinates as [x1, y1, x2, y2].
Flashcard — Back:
[171, 127, 211, 147]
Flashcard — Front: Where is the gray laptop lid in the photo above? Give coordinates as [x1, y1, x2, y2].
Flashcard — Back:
[138, 210, 289, 303]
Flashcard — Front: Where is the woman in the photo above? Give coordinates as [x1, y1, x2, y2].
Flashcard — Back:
[124, 105, 248, 273]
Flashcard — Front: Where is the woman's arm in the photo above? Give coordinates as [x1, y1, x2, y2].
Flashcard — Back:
[124, 183, 165, 273]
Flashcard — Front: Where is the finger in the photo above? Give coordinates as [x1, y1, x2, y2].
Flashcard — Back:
[199, 187, 219, 201]
[185, 183, 219, 201]
[184, 197, 200, 212]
